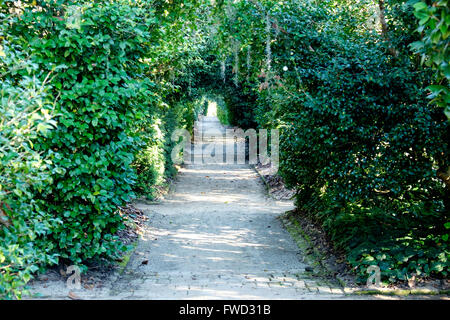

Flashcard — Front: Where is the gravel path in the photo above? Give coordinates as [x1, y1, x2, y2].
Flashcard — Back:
[109, 116, 345, 299]
[27, 116, 349, 299]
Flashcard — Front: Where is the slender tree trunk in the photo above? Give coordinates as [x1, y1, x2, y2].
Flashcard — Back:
[378, 0, 388, 36]
[437, 166, 450, 211]
[377, 0, 398, 57]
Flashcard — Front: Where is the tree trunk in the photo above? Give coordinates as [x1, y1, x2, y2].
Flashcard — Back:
[438, 166, 450, 211]
[377, 0, 398, 57]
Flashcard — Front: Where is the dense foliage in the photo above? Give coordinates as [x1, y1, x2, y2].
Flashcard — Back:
[0, 0, 207, 299]
[411, 1, 449, 119]
[209, 0, 449, 283]
[1, 0, 448, 298]
[0, 47, 58, 298]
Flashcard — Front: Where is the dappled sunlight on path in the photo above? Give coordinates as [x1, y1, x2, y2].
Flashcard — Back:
[110, 115, 348, 299]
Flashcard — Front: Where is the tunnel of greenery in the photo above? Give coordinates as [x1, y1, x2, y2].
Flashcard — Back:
[0, 0, 449, 298]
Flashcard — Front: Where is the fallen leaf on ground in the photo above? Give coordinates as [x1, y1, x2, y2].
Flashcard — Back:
[68, 291, 82, 300]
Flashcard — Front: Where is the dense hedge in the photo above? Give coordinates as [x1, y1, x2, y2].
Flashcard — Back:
[0, 0, 207, 299]
[133, 97, 208, 199]
[1, 0, 448, 299]
[211, 0, 449, 282]
[0, 44, 59, 297]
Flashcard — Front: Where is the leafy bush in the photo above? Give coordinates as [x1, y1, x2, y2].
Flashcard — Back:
[6, 1, 157, 264]
[133, 115, 167, 200]
[0, 43, 59, 298]
[0, 0, 212, 299]
[222, 85, 258, 129]
[3, 0, 198, 265]
[211, 0, 450, 282]
[410, 0, 449, 119]
[132, 97, 196, 200]
[1, 0, 448, 298]
[212, 95, 230, 126]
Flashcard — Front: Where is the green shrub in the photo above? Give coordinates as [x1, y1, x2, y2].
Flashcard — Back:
[410, 1, 450, 120]
[0, 0, 216, 299]
[214, 95, 230, 126]
[1, 0, 448, 296]
[212, 0, 450, 283]
[222, 85, 258, 129]
[0, 44, 59, 298]
[132, 97, 191, 199]
[271, 1, 449, 282]
[4, 0, 159, 265]
[133, 116, 166, 200]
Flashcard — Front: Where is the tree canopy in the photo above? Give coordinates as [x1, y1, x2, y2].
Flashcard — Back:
[0, 0, 448, 299]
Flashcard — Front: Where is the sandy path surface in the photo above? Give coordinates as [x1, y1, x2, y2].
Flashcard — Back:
[27, 116, 349, 299]
[113, 116, 348, 299]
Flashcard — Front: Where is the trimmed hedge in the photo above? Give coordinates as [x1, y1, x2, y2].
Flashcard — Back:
[0, 41, 59, 298]
[0, 0, 207, 298]
[212, 0, 449, 282]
